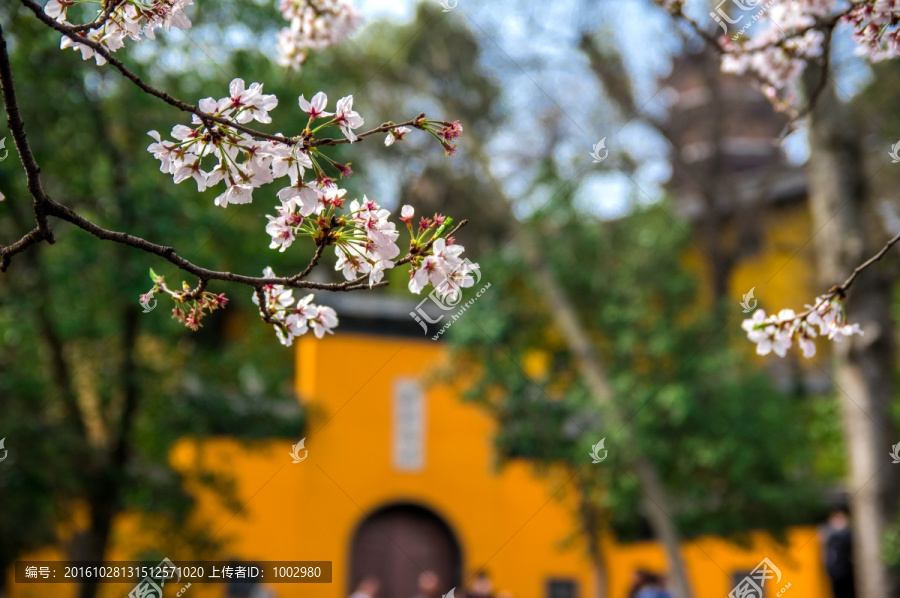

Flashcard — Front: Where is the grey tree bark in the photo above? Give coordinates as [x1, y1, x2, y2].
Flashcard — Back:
[805, 66, 900, 598]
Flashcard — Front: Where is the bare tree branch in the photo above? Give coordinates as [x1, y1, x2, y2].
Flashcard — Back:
[0, 20, 55, 253]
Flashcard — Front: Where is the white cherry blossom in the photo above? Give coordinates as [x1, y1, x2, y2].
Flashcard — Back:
[48, 0, 193, 63]
[334, 95, 364, 142]
[275, 0, 361, 71]
[741, 295, 863, 358]
[252, 268, 338, 346]
[298, 92, 333, 119]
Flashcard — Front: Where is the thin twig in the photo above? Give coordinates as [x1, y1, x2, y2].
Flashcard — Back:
[290, 243, 325, 282]
[764, 231, 900, 326]
[70, 0, 126, 33]
[837, 232, 900, 294]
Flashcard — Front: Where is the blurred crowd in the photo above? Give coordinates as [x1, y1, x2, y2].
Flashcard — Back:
[346, 569, 676, 598]
[341, 505, 858, 598]
[349, 571, 513, 598]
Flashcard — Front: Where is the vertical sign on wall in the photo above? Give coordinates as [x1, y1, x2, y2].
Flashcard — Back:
[393, 379, 425, 471]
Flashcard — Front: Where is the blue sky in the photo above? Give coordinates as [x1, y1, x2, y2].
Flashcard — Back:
[156, 0, 874, 219]
[349, 0, 877, 218]
[352, 0, 683, 218]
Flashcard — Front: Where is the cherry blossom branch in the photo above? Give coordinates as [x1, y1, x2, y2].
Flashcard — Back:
[6, 3, 463, 282]
[310, 116, 429, 147]
[0, 23, 343, 290]
[70, 0, 127, 33]
[653, 0, 859, 118]
[655, 1, 848, 51]
[20, 0, 295, 143]
[20, 0, 421, 149]
[395, 218, 469, 267]
[46, 196, 390, 290]
[742, 231, 900, 358]
[788, 228, 900, 320]
[656, 3, 724, 50]
[9, 0, 478, 346]
[290, 243, 326, 282]
[0, 45, 440, 294]
[779, 28, 833, 135]
[829, 230, 900, 298]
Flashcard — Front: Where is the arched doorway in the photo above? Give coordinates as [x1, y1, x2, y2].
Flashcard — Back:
[349, 503, 462, 598]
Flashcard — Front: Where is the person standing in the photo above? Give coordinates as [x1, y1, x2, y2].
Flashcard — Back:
[467, 571, 494, 598]
[628, 570, 672, 598]
[411, 571, 441, 598]
[349, 576, 381, 598]
[823, 507, 856, 598]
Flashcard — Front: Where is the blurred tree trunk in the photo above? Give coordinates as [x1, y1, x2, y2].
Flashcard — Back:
[69, 101, 143, 598]
[578, 486, 608, 598]
[591, 551, 608, 598]
[73, 305, 140, 598]
[520, 239, 694, 598]
[463, 122, 695, 596]
[805, 66, 900, 598]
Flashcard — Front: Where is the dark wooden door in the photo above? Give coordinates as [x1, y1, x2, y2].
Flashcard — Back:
[349, 504, 462, 598]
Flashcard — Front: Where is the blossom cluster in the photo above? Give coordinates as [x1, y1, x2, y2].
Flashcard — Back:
[405, 209, 480, 304]
[252, 267, 338, 346]
[144, 78, 468, 345]
[147, 80, 368, 209]
[845, 1, 900, 62]
[741, 294, 862, 358]
[332, 197, 401, 287]
[719, 1, 831, 102]
[40, 0, 470, 346]
[141, 269, 229, 331]
[652, 0, 900, 108]
[45, 0, 193, 65]
[276, 0, 361, 71]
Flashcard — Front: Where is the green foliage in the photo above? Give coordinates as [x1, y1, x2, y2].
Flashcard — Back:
[448, 189, 825, 543]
